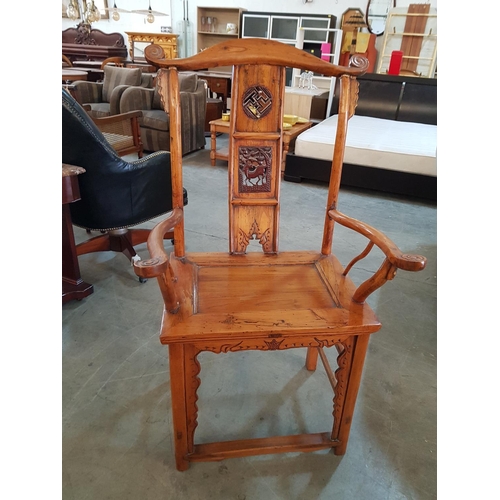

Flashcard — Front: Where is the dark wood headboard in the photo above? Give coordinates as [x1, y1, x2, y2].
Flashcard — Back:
[330, 73, 437, 126]
[62, 23, 128, 61]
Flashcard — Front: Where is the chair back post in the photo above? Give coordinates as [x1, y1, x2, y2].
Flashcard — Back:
[321, 74, 359, 255]
[157, 67, 185, 258]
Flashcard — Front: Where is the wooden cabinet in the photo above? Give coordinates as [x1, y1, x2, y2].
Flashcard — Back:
[197, 7, 245, 72]
[241, 12, 337, 45]
[125, 32, 178, 61]
[241, 12, 337, 86]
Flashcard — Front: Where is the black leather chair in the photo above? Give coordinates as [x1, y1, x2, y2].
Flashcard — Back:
[62, 87, 187, 278]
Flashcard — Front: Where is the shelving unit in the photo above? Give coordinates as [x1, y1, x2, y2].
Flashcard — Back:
[241, 12, 337, 86]
[197, 7, 245, 72]
[292, 27, 343, 120]
[376, 6, 437, 78]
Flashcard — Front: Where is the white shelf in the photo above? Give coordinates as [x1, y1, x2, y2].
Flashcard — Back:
[293, 27, 343, 119]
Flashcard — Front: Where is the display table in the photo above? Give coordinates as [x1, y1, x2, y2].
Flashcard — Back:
[62, 164, 94, 304]
[209, 118, 312, 174]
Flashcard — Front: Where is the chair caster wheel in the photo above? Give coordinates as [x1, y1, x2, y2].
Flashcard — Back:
[139, 277, 147, 283]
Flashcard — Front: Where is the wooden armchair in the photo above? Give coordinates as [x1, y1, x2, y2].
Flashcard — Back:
[133, 39, 427, 471]
[120, 48, 207, 156]
[72, 65, 154, 118]
[88, 109, 144, 158]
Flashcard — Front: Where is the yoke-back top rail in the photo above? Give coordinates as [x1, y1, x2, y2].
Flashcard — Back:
[145, 38, 368, 78]
[147, 39, 369, 258]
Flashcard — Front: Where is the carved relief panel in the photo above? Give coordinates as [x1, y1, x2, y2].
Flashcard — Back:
[229, 64, 285, 254]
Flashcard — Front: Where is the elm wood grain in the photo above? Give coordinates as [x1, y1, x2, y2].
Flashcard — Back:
[62, 164, 93, 304]
[190, 433, 338, 462]
[133, 39, 427, 470]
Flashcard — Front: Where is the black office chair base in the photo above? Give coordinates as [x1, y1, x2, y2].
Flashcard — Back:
[76, 228, 174, 280]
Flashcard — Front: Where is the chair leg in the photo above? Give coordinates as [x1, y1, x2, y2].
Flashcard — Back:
[332, 335, 370, 455]
[169, 344, 200, 471]
[305, 346, 319, 371]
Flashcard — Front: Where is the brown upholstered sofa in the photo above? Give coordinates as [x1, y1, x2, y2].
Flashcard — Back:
[120, 72, 207, 156]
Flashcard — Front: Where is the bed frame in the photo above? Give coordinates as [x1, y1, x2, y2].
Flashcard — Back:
[284, 73, 437, 201]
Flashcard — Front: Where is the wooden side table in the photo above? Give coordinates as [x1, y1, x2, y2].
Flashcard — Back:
[197, 72, 232, 112]
[62, 69, 88, 83]
[62, 164, 94, 304]
[209, 119, 313, 174]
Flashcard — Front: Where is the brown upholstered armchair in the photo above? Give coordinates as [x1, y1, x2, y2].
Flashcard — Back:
[72, 65, 154, 118]
[119, 72, 207, 155]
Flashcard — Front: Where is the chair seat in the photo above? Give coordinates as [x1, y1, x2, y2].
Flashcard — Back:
[160, 251, 381, 345]
[86, 103, 111, 118]
[102, 132, 134, 151]
[141, 109, 170, 131]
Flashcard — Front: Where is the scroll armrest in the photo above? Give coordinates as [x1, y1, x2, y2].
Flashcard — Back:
[328, 209, 426, 303]
[329, 209, 426, 271]
[133, 208, 184, 314]
[133, 208, 184, 279]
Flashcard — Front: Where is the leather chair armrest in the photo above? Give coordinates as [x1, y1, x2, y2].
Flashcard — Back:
[120, 86, 155, 114]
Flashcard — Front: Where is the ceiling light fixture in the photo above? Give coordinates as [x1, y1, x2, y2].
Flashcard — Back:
[66, 0, 79, 20]
[132, 1, 169, 24]
[104, 1, 130, 21]
[85, 0, 101, 23]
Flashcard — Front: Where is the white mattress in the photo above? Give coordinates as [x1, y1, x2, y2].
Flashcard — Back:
[294, 114, 437, 177]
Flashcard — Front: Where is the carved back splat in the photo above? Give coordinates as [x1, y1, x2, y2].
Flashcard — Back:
[147, 40, 369, 257]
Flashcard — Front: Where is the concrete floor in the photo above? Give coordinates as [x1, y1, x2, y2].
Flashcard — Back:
[62, 141, 437, 500]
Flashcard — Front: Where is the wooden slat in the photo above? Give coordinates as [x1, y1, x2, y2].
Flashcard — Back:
[318, 347, 338, 390]
[400, 3, 431, 74]
[190, 432, 338, 461]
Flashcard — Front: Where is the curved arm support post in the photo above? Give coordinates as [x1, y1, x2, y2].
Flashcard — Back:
[133, 208, 184, 313]
[328, 209, 427, 303]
